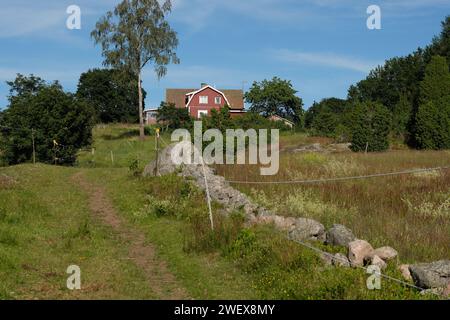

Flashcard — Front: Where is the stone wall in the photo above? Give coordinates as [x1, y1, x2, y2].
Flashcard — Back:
[143, 142, 450, 296]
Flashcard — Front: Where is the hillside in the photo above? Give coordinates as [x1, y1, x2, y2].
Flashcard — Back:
[1, 124, 448, 299]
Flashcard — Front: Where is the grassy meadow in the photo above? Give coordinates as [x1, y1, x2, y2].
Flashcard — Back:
[0, 124, 447, 299]
[216, 142, 450, 263]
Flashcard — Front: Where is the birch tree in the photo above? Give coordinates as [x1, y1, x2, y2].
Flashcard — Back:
[91, 0, 179, 139]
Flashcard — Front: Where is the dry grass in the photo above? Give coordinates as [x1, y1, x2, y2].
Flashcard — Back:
[215, 146, 450, 263]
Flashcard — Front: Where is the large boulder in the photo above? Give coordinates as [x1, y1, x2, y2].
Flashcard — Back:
[288, 218, 325, 242]
[257, 215, 295, 231]
[347, 239, 374, 267]
[325, 224, 356, 247]
[372, 246, 398, 261]
[409, 260, 450, 289]
[294, 143, 323, 153]
[143, 142, 184, 176]
[143, 142, 259, 216]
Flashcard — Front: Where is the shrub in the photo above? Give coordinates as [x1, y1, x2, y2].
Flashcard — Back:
[157, 102, 193, 130]
[0, 74, 94, 165]
[350, 102, 391, 152]
[77, 68, 144, 123]
[413, 55, 450, 149]
[128, 158, 142, 176]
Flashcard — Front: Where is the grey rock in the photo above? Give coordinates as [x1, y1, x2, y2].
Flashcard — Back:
[293, 143, 323, 153]
[419, 287, 445, 296]
[409, 260, 450, 289]
[320, 253, 333, 266]
[372, 246, 398, 261]
[325, 224, 356, 247]
[332, 253, 351, 267]
[288, 218, 325, 242]
[327, 143, 351, 152]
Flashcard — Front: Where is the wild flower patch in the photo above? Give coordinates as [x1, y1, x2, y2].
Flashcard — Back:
[402, 195, 450, 219]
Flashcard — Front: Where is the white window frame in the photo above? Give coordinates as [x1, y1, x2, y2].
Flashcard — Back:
[198, 110, 208, 118]
[199, 96, 208, 104]
[215, 96, 222, 104]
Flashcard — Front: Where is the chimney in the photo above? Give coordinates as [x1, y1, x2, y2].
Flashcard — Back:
[201, 83, 208, 88]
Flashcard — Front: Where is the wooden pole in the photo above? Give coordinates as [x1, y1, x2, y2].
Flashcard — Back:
[31, 129, 36, 165]
[154, 128, 160, 176]
[53, 140, 57, 165]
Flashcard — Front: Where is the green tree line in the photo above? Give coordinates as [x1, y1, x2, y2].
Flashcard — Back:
[306, 16, 450, 151]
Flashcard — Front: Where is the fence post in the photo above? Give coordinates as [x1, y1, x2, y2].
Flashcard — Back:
[200, 155, 214, 231]
[53, 140, 57, 165]
[31, 129, 36, 165]
[154, 128, 160, 176]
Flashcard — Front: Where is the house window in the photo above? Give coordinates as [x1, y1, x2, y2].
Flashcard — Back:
[199, 96, 208, 104]
[215, 96, 222, 104]
[198, 110, 208, 118]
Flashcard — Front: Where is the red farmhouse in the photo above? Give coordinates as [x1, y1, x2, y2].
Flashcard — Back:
[145, 83, 246, 124]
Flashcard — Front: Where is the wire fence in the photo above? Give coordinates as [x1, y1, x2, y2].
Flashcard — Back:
[285, 233, 442, 297]
[153, 139, 448, 297]
[1, 132, 448, 297]
[226, 166, 450, 185]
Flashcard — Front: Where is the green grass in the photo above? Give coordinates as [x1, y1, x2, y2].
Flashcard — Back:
[77, 124, 170, 169]
[83, 168, 258, 299]
[1, 124, 444, 299]
[0, 164, 153, 299]
[217, 149, 450, 263]
[0, 124, 258, 299]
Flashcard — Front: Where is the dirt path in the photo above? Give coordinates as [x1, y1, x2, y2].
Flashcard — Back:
[71, 171, 190, 300]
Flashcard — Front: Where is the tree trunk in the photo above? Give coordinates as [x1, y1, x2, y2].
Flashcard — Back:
[138, 71, 145, 140]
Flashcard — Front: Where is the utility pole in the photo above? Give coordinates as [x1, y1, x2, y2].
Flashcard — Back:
[31, 129, 36, 165]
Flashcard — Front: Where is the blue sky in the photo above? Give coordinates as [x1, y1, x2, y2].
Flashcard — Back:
[0, 0, 449, 110]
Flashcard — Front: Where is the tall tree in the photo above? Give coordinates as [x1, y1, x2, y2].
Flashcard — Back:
[349, 102, 391, 152]
[245, 77, 304, 125]
[392, 93, 413, 138]
[91, 0, 179, 139]
[426, 16, 450, 66]
[77, 68, 146, 123]
[305, 97, 349, 137]
[413, 55, 450, 149]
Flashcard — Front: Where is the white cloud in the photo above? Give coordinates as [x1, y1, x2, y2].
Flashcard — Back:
[0, 6, 63, 38]
[170, 0, 312, 31]
[273, 49, 381, 73]
[0, 1, 117, 38]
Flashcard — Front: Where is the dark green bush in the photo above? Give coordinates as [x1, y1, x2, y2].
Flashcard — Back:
[0, 74, 94, 165]
[350, 102, 391, 152]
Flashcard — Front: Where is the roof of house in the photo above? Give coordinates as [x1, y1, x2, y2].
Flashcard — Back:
[166, 88, 244, 110]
